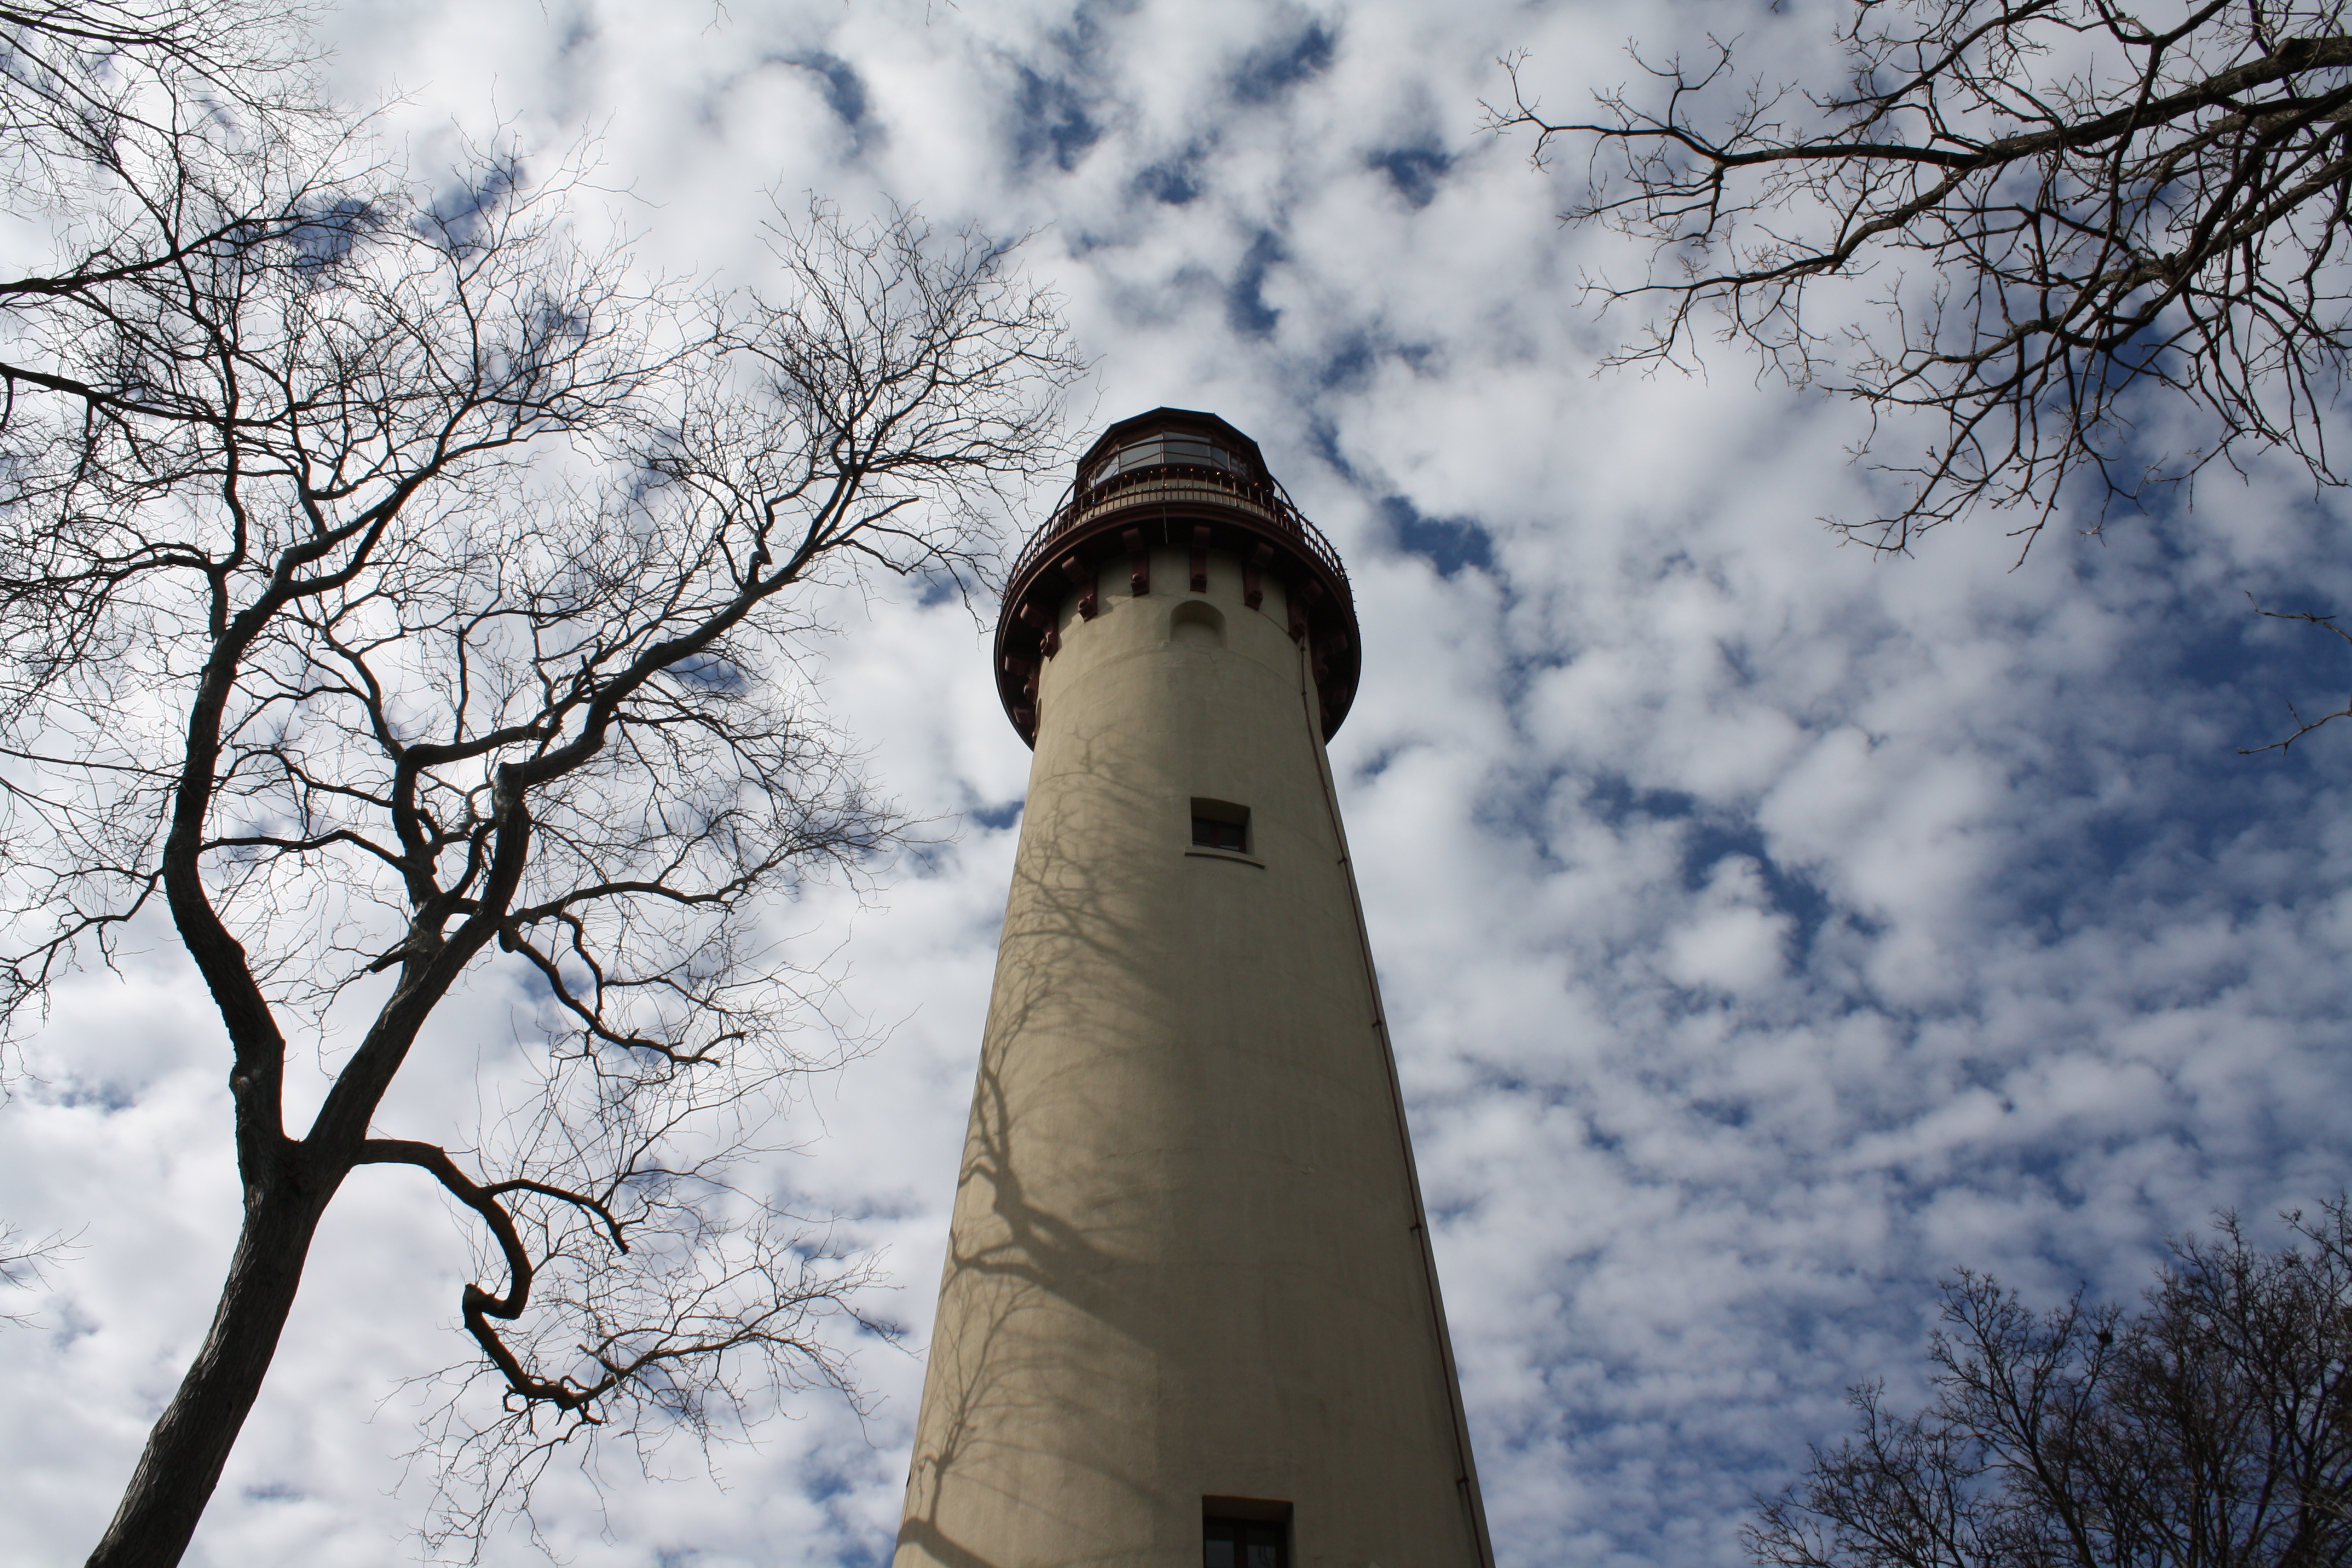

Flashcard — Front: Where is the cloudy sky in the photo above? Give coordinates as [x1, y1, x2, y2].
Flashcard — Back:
[6, 1, 2352, 1564]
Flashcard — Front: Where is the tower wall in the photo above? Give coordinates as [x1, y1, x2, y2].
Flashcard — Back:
[893, 543, 1488, 1568]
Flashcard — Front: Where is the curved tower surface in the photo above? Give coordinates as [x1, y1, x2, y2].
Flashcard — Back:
[893, 410, 1491, 1568]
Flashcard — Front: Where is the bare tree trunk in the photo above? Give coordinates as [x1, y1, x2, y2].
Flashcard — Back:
[84, 1155, 335, 1568]
[0, 176, 1077, 1558]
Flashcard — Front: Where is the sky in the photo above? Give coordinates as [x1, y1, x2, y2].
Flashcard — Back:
[5, 1, 2352, 1565]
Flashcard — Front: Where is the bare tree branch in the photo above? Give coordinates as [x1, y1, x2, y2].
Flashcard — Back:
[0, 11, 1080, 1563]
[2241, 596, 2352, 750]
[1746, 1200, 2352, 1568]
[1488, 3, 2352, 550]
[0, 1220, 81, 1326]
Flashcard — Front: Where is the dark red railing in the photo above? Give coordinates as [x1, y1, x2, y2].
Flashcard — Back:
[1007, 462, 1350, 597]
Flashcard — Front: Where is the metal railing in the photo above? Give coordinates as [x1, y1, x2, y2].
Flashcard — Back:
[1007, 462, 1350, 596]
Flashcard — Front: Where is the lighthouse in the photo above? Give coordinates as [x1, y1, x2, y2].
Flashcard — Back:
[893, 410, 1491, 1568]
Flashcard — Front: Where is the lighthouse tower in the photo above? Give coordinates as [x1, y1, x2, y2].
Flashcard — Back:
[893, 411, 1491, 1568]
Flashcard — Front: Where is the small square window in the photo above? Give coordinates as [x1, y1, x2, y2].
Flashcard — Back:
[1203, 1518, 1287, 1567]
[1190, 799, 1250, 854]
[1204, 1495, 1290, 1564]
[1192, 817, 1247, 852]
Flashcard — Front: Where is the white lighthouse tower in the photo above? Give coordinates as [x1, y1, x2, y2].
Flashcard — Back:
[893, 410, 1491, 1568]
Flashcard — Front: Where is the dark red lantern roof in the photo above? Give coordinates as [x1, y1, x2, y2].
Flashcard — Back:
[992, 408, 1361, 745]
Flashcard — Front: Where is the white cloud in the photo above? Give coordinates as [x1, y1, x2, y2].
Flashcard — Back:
[5, 0, 2351, 1564]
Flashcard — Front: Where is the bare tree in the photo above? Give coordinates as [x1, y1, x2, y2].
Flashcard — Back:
[0, 1, 359, 420]
[0, 11, 1082, 1566]
[0, 1220, 80, 1325]
[1746, 1201, 2352, 1568]
[2235, 599, 2352, 751]
[1487, 2, 2352, 553]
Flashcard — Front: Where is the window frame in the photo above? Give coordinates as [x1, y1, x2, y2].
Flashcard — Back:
[1202, 1496, 1292, 1568]
[1087, 435, 1238, 488]
[1189, 798, 1252, 857]
[1201, 1515, 1289, 1567]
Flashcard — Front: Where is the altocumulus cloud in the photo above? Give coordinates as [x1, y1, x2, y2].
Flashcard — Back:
[4, 1, 2350, 1566]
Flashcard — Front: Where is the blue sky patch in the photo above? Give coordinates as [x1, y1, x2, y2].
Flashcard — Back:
[971, 800, 1024, 831]
[1230, 21, 1336, 104]
[1227, 229, 1285, 337]
[1011, 64, 1101, 172]
[789, 51, 869, 132]
[1382, 492, 1494, 576]
[1368, 143, 1452, 207]
[1135, 153, 1203, 205]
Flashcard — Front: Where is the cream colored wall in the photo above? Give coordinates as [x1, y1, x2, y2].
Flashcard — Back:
[895, 545, 1489, 1568]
